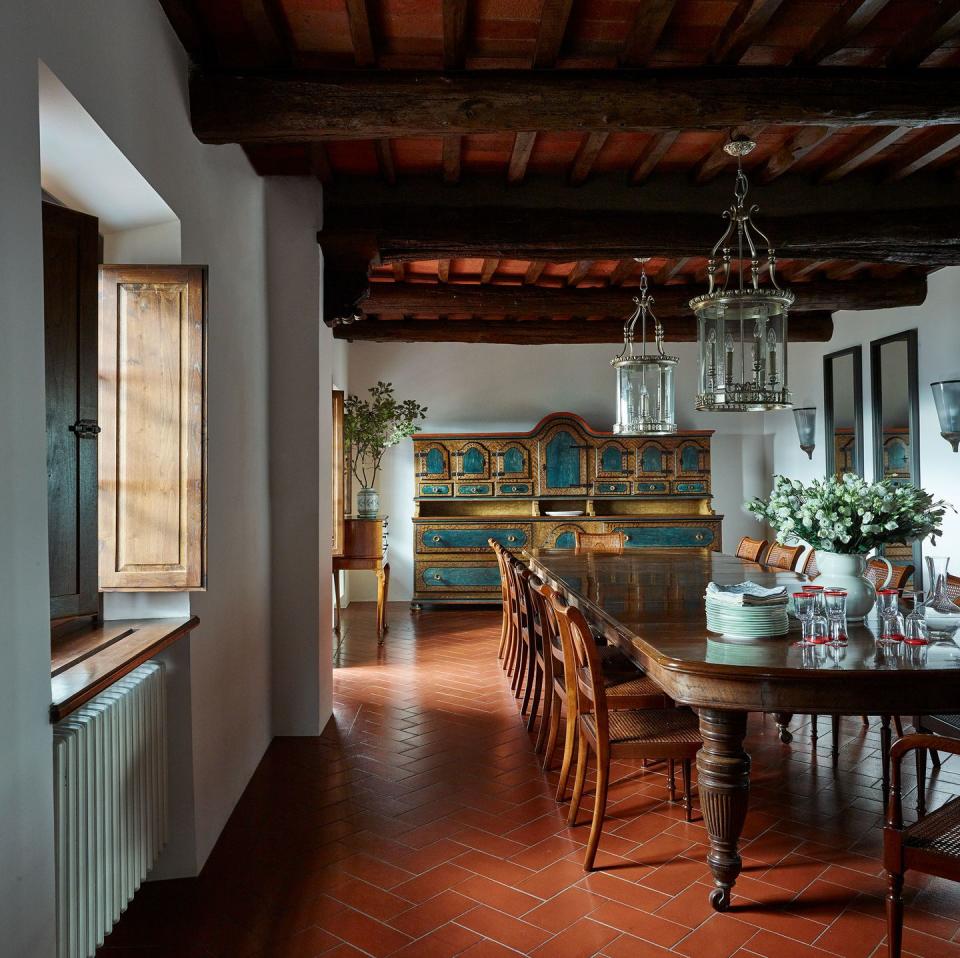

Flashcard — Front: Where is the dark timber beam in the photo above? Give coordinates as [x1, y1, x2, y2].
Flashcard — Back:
[190, 69, 960, 144]
[793, 0, 892, 66]
[320, 205, 960, 267]
[333, 312, 836, 345]
[621, 0, 678, 67]
[356, 275, 927, 318]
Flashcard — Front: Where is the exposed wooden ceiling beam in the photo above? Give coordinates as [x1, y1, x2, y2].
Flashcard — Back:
[630, 132, 679, 185]
[159, 0, 215, 65]
[885, 128, 960, 181]
[569, 133, 609, 186]
[887, 1, 960, 68]
[507, 132, 537, 186]
[437, 259, 451, 283]
[374, 139, 396, 185]
[333, 312, 836, 344]
[442, 136, 462, 184]
[323, 204, 960, 267]
[607, 260, 639, 286]
[239, 0, 295, 67]
[620, 0, 678, 67]
[190, 69, 960, 144]
[524, 261, 547, 285]
[794, 0, 892, 65]
[819, 127, 910, 181]
[790, 259, 831, 280]
[344, 0, 376, 67]
[825, 261, 868, 281]
[711, 0, 788, 64]
[533, 0, 574, 68]
[480, 258, 500, 284]
[360, 275, 926, 317]
[690, 126, 763, 184]
[308, 143, 333, 184]
[442, 0, 468, 69]
[565, 261, 594, 286]
[756, 125, 833, 182]
[655, 258, 693, 284]
[391, 263, 405, 282]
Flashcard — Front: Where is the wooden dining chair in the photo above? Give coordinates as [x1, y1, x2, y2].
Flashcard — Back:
[573, 530, 626, 552]
[946, 572, 960, 605]
[505, 557, 533, 700]
[866, 559, 913, 591]
[801, 549, 820, 578]
[735, 536, 768, 563]
[491, 541, 511, 663]
[764, 542, 804, 571]
[550, 593, 702, 870]
[884, 733, 960, 958]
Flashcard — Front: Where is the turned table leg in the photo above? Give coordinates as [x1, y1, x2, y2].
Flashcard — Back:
[698, 708, 751, 912]
[774, 712, 794, 744]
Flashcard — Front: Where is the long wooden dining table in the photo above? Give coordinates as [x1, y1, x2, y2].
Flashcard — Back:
[524, 547, 960, 912]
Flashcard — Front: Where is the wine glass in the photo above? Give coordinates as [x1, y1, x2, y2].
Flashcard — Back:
[808, 614, 830, 645]
[805, 584, 826, 617]
[880, 605, 906, 644]
[793, 592, 814, 641]
[904, 591, 929, 646]
[824, 589, 848, 645]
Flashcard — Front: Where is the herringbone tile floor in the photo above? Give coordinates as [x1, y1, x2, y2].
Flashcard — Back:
[103, 603, 960, 958]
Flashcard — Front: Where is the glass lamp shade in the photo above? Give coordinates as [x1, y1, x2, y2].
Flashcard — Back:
[613, 355, 678, 435]
[931, 380, 960, 452]
[793, 407, 816, 459]
[693, 291, 793, 412]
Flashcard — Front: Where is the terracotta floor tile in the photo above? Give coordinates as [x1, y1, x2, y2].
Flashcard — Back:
[672, 914, 758, 958]
[389, 889, 476, 939]
[317, 906, 413, 957]
[456, 939, 520, 958]
[743, 928, 849, 957]
[590, 899, 690, 948]
[391, 862, 474, 903]
[811, 907, 886, 958]
[326, 875, 412, 921]
[455, 872, 545, 914]
[453, 848, 536, 886]
[455, 903, 553, 952]
[514, 858, 587, 900]
[529, 917, 622, 957]
[522, 885, 598, 931]
[600, 932, 681, 957]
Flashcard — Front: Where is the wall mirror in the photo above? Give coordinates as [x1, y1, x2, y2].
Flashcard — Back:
[870, 330, 921, 580]
[824, 346, 864, 478]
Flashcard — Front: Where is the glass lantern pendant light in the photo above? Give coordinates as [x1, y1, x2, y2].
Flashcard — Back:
[691, 137, 794, 412]
[612, 259, 678, 435]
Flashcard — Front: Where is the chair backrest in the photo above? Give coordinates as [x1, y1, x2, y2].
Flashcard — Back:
[490, 539, 509, 603]
[736, 536, 768, 563]
[549, 592, 607, 731]
[801, 549, 819, 578]
[573, 530, 626, 552]
[947, 573, 960, 606]
[866, 558, 913, 591]
[765, 542, 804, 571]
[529, 577, 558, 678]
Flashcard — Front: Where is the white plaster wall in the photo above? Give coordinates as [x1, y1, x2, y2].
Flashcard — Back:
[102, 219, 182, 264]
[767, 266, 960, 564]
[346, 341, 773, 601]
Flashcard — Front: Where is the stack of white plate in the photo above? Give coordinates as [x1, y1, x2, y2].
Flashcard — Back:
[705, 597, 789, 640]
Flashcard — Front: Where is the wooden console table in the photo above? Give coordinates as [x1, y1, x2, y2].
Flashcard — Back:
[333, 517, 389, 644]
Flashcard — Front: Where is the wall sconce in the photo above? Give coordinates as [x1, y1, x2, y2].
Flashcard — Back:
[793, 407, 816, 459]
[932, 381, 960, 452]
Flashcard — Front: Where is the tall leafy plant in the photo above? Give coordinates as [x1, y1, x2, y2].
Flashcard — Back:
[343, 381, 427, 490]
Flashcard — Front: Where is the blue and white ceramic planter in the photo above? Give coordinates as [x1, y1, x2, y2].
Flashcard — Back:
[356, 487, 380, 517]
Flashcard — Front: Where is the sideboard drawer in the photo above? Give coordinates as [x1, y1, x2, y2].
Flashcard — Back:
[612, 524, 718, 548]
[418, 523, 531, 553]
[416, 562, 502, 592]
[455, 482, 493, 497]
[634, 480, 670, 495]
[419, 482, 453, 497]
[496, 481, 533, 496]
[673, 479, 710, 495]
[594, 481, 630, 495]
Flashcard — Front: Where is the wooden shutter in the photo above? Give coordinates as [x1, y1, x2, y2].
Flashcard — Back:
[43, 202, 100, 619]
[98, 266, 207, 590]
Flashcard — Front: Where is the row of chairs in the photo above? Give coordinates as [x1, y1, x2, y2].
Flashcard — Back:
[492, 538, 701, 871]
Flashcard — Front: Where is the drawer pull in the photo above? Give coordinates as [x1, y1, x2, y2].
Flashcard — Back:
[695, 533, 705, 542]
[433, 535, 442, 543]
[624, 535, 631, 542]
[434, 574, 442, 581]
[648, 484, 656, 490]
[507, 535, 517, 543]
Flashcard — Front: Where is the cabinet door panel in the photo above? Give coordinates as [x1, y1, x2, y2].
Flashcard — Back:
[612, 524, 717, 548]
[99, 266, 206, 590]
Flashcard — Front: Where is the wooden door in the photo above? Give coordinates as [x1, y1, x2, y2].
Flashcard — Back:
[98, 266, 207, 590]
[43, 202, 100, 619]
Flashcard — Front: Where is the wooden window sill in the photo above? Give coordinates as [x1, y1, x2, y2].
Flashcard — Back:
[50, 615, 199, 722]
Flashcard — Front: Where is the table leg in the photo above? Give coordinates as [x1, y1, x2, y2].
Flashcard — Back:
[333, 570, 342, 634]
[376, 563, 390, 644]
[774, 712, 794, 744]
[698, 708, 751, 912]
[382, 562, 390, 632]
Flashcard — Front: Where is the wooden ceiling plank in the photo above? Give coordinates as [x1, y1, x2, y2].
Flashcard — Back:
[819, 126, 911, 182]
[711, 0, 789, 65]
[620, 0, 678, 67]
[443, 0, 468, 69]
[826, 260, 868, 280]
[309, 143, 334, 184]
[691, 126, 764, 184]
[565, 261, 594, 286]
[344, 0, 376, 67]
[334, 312, 835, 344]
[437, 259, 451, 282]
[756, 126, 833, 182]
[191, 70, 960, 143]
[655, 257, 692, 284]
[392, 262, 405, 282]
[507, 132, 537, 185]
[885, 129, 960, 181]
[569, 132, 610, 186]
[888, 1, 960, 67]
[158, 0, 216, 66]
[790, 259, 831, 280]
[533, 0, 575, 68]
[608, 259, 639, 286]
[375, 139, 396, 185]
[443, 136, 462, 184]
[629, 131, 679, 185]
[524, 260, 547, 285]
[794, 0, 892, 65]
[480, 258, 500, 283]
[239, 0, 295, 66]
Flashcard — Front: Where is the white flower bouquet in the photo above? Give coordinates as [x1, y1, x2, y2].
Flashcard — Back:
[746, 474, 950, 554]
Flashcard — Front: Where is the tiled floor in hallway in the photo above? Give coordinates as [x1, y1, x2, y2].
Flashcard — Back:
[103, 603, 960, 958]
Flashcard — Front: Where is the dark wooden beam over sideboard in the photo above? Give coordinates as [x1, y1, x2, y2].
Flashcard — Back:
[333, 311, 835, 344]
[358, 274, 925, 317]
[191, 68, 960, 143]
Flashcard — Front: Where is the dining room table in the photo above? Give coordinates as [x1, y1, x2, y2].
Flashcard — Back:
[523, 547, 960, 912]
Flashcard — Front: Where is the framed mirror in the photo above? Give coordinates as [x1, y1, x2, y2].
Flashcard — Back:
[824, 346, 864, 478]
[870, 330, 921, 581]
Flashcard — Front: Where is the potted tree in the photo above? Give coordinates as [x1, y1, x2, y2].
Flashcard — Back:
[344, 381, 427, 517]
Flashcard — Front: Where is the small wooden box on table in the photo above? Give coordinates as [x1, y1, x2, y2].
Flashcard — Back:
[334, 517, 389, 642]
[411, 412, 722, 605]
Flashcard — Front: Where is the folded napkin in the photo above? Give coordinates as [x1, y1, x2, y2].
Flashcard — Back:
[705, 581, 789, 607]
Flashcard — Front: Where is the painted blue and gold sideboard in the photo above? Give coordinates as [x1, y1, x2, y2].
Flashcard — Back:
[411, 412, 722, 605]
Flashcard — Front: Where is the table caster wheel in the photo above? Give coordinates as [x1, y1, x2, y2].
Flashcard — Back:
[709, 885, 731, 912]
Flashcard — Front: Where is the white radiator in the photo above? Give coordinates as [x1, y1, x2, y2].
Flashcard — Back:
[53, 661, 167, 958]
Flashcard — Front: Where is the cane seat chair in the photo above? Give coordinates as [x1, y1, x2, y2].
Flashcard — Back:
[573, 530, 626, 552]
[801, 550, 819, 578]
[883, 734, 960, 957]
[946, 573, 960, 605]
[764, 542, 804, 571]
[735, 536, 768, 563]
[550, 593, 701, 871]
[491, 541, 512, 664]
[866, 559, 914, 592]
